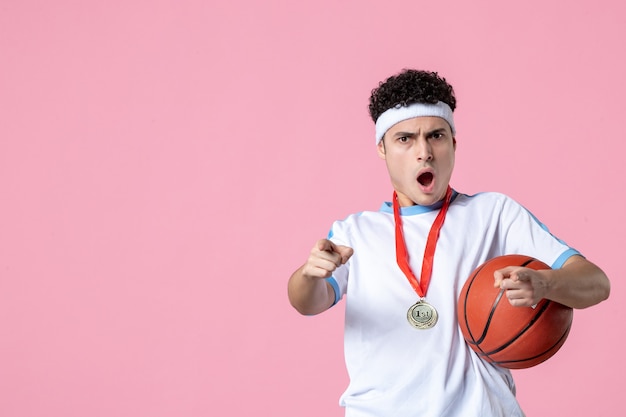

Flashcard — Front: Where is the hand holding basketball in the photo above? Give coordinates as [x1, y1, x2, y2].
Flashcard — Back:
[301, 239, 353, 280]
[458, 255, 573, 369]
[494, 266, 550, 307]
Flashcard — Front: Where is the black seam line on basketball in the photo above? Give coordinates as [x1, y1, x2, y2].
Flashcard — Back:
[463, 264, 484, 344]
[493, 325, 572, 366]
[468, 256, 536, 347]
[463, 263, 489, 349]
[482, 301, 552, 356]
[471, 288, 507, 346]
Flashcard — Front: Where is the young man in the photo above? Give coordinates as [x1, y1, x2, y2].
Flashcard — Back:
[287, 69, 610, 417]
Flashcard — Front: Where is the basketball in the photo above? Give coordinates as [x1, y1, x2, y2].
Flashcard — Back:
[457, 254, 573, 369]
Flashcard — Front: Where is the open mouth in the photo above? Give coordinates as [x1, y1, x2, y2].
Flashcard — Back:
[417, 172, 434, 187]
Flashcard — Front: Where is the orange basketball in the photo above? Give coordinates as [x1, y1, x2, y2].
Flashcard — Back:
[457, 254, 573, 369]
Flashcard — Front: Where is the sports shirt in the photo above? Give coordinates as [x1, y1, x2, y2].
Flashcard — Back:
[326, 191, 579, 417]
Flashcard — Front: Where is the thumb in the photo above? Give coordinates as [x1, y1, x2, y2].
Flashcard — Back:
[335, 245, 354, 264]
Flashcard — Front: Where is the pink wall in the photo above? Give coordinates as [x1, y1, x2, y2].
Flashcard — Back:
[1, 1, 624, 416]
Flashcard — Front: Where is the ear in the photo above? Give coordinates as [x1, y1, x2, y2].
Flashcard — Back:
[453, 137, 457, 150]
[377, 139, 386, 160]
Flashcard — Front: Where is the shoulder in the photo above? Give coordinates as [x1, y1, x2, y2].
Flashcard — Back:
[456, 190, 512, 202]
[328, 209, 390, 240]
[452, 191, 517, 208]
[450, 191, 529, 222]
[331, 209, 388, 228]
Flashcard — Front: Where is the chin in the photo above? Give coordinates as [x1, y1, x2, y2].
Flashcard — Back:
[402, 194, 435, 206]
[414, 189, 447, 206]
[417, 196, 439, 206]
[397, 186, 445, 207]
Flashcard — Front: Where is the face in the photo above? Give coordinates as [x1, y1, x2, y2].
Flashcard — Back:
[377, 116, 456, 207]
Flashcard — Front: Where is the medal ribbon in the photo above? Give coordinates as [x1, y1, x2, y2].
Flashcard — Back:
[392, 186, 452, 299]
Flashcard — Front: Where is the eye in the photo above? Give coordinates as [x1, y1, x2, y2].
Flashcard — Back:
[429, 131, 446, 141]
[397, 136, 410, 143]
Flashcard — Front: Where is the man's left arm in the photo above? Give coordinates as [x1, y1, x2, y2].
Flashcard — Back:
[494, 255, 610, 309]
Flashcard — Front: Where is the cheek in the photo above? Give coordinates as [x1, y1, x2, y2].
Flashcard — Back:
[386, 157, 413, 183]
[385, 153, 405, 170]
[440, 149, 455, 167]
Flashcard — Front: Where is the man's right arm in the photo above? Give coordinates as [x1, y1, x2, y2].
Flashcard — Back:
[288, 239, 353, 315]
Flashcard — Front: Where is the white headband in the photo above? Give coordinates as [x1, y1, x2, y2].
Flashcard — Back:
[374, 101, 456, 144]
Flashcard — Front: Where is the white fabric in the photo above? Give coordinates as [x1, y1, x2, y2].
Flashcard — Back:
[327, 191, 578, 417]
[375, 101, 456, 144]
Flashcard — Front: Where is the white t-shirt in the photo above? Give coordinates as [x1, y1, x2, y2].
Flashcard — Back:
[326, 191, 579, 417]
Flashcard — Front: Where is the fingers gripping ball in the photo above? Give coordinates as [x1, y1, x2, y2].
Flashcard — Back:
[457, 255, 573, 369]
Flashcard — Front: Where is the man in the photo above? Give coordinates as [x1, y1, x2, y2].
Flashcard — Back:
[287, 69, 610, 417]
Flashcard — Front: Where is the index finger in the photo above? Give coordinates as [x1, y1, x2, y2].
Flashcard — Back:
[493, 266, 520, 287]
[316, 239, 336, 253]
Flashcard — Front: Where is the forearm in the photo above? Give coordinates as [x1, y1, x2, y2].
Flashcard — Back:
[288, 265, 335, 315]
[543, 255, 610, 309]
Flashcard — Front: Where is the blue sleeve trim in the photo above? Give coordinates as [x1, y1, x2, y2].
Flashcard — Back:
[326, 277, 340, 306]
[552, 249, 581, 269]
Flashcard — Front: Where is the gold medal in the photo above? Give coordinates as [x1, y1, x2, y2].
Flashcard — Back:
[407, 300, 438, 329]
[394, 187, 452, 330]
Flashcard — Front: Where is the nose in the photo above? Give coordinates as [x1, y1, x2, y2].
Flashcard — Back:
[415, 137, 433, 161]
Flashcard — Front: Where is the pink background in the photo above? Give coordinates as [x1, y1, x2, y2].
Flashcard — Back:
[1, 1, 624, 416]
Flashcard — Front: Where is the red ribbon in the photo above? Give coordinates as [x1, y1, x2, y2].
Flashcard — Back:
[392, 186, 452, 298]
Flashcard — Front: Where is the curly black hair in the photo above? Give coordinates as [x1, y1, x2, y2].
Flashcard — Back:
[368, 69, 457, 123]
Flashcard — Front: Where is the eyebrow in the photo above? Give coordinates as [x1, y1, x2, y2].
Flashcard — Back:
[426, 128, 448, 137]
[392, 127, 448, 138]
[392, 131, 416, 138]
